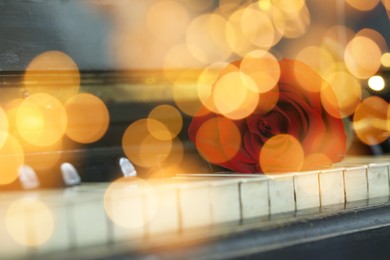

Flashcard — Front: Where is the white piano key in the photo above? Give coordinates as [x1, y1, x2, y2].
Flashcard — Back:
[240, 178, 269, 219]
[34, 200, 70, 254]
[178, 181, 212, 230]
[68, 194, 110, 247]
[268, 175, 295, 215]
[102, 181, 145, 241]
[344, 165, 368, 202]
[210, 179, 241, 224]
[319, 168, 345, 207]
[147, 184, 179, 235]
[294, 171, 320, 210]
[0, 198, 28, 259]
[367, 163, 390, 199]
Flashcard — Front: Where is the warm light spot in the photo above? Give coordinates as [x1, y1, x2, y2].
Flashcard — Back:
[322, 71, 362, 118]
[147, 164, 184, 179]
[272, 4, 310, 39]
[344, 36, 381, 79]
[195, 117, 241, 164]
[171, 79, 204, 117]
[146, 0, 189, 43]
[0, 106, 9, 149]
[381, 53, 390, 67]
[295, 45, 335, 76]
[280, 59, 324, 93]
[146, 117, 175, 141]
[16, 93, 67, 147]
[368, 76, 385, 91]
[240, 4, 279, 49]
[104, 177, 158, 229]
[0, 134, 24, 185]
[24, 141, 63, 171]
[213, 71, 259, 119]
[65, 93, 109, 144]
[197, 62, 231, 114]
[322, 25, 355, 60]
[272, 0, 306, 13]
[353, 96, 388, 145]
[161, 138, 184, 167]
[24, 51, 80, 101]
[122, 119, 172, 168]
[148, 105, 183, 140]
[260, 134, 304, 173]
[255, 85, 280, 115]
[302, 153, 332, 171]
[346, 0, 380, 11]
[218, 0, 249, 16]
[4, 98, 63, 171]
[5, 199, 53, 247]
[225, 8, 254, 57]
[186, 13, 232, 64]
[356, 28, 387, 53]
[240, 50, 280, 93]
[181, 0, 213, 12]
[164, 44, 203, 72]
[258, 0, 272, 11]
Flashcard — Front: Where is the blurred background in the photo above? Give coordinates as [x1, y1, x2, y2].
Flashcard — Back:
[1, 0, 390, 188]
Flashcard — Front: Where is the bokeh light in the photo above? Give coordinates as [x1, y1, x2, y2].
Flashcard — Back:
[353, 96, 388, 145]
[197, 62, 230, 114]
[322, 70, 362, 118]
[148, 105, 183, 140]
[240, 50, 280, 93]
[368, 75, 385, 91]
[381, 52, 390, 67]
[280, 59, 324, 93]
[104, 177, 158, 229]
[258, 0, 272, 11]
[122, 119, 172, 168]
[255, 85, 280, 115]
[65, 93, 109, 144]
[346, 0, 380, 11]
[218, 0, 251, 17]
[4, 98, 63, 171]
[195, 117, 241, 164]
[356, 28, 387, 53]
[272, 4, 310, 39]
[322, 25, 355, 61]
[24, 51, 80, 101]
[344, 36, 381, 79]
[302, 153, 332, 171]
[146, 0, 189, 43]
[23, 141, 64, 172]
[213, 71, 259, 119]
[260, 134, 304, 173]
[5, 199, 53, 247]
[186, 13, 232, 64]
[273, 0, 306, 13]
[0, 106, 9, 149]
[0, 134, 24, 185]
[16, 93, 67, 147]
[225, 8, 254, 56]
[295, 45, 335, 76]
[240, 4, 280, 49]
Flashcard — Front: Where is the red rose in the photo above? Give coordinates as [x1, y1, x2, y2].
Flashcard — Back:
[188, 58, 347, 173]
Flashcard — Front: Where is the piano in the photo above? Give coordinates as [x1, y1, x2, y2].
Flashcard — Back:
[2, 1, 390, 259]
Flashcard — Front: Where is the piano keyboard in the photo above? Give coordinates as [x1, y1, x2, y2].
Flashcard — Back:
[1, 156, 390, 259]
